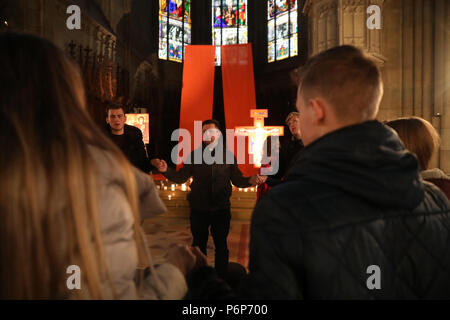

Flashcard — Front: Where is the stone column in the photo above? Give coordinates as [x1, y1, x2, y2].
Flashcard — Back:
[413, 0, 423, 116]
[401, 0, 414, 116]
[438, 0, 450, 172]
[422, 0, 434, 123]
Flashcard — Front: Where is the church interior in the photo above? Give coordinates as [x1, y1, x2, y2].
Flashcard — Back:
[1, 0, 450, 301]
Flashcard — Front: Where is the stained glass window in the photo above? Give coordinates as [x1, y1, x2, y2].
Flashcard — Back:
[159, 0, 192, 62]
[212, 0, 248, 66]
[267, 0, 298, 63]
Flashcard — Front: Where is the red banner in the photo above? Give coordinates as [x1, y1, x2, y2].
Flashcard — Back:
[178, 45, 215, 168]
[222, 44, 259, 177]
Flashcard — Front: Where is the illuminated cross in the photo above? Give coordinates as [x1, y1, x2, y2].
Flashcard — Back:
[235, 109, 284, 168]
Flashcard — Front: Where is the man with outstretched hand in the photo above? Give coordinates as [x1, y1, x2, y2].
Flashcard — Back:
[152, 119, 265, 278]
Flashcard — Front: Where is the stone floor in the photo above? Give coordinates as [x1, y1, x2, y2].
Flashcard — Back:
[142, 215, 251, 270]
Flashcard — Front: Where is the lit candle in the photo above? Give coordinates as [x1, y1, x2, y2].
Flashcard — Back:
[244, 188, 248, 192]
[239, 188, 242, 192]
[171, 184, 175, 191]
[164, 186, 168, 191]
[251, 188, 255, 192]
[168, 195, 172, 201]
[181, 184, 187, 191]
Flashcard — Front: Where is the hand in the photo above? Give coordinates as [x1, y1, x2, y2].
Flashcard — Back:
[190, 246, 208, 269]
[249, 175, 268, 186]
[257, 175, 268, 185]
[151, 159, 168, 173]
[150, 159, 159, 168]
[249, 175, 259, 186]
[166, 244, 196, 277]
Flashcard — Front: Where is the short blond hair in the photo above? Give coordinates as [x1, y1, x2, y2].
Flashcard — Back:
[286, 112, 300, 125]
[298, 45, 383, 122]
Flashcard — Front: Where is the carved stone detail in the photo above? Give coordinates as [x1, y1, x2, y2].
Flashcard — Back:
[304, 0, 386, 64]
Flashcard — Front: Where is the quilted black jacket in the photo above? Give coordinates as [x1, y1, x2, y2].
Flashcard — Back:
[239, 120, 450, 299]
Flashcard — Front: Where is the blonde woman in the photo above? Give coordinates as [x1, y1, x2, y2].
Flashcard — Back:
[0, 33, 199, 299]
[386, 117, 450, 199]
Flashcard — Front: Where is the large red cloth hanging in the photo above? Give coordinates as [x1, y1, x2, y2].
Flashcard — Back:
[222, 44, 259, 177]
[177, 45, 216, 169]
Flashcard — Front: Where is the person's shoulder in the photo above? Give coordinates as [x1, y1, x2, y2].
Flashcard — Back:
[253, 180, 313, 227]
[88, 146, 122, 180]
[421, 180, 450, 212]
[124, 124, 144, 141]
[125, 124, 142, 134]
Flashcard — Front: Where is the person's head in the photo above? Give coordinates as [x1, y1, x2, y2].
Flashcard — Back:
[296, 45, 383, 146]
[0, 33, 141, 299]
[385, 117, 440, 171]
[285, 112, 301, 139]
[202, 119, 222, 145]
[106, 105, 126, 135]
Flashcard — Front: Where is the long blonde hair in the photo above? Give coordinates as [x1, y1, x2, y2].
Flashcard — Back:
[0, 33, 143, 299]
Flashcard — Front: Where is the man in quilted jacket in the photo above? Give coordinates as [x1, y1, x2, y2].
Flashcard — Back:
[237, 45, 450, 299]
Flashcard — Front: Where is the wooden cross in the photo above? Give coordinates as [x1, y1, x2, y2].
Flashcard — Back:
[235, 109, 284, 168]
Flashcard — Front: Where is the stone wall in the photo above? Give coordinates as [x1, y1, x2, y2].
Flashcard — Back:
[303, 0, 450, 172]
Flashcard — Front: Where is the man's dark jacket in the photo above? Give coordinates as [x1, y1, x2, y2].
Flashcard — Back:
[238, 120, 450, 299]
[106, 124, 151, 173]
[163, 144, 252, 211]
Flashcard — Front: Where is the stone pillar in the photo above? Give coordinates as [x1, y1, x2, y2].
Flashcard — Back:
[413, 0, 423, 116]
[366, 0, 384, 60]
[422, 0, 433, 123]
[305, 0, 338, 54]
[437, 0, 450, 172]
[401, 0, 414, 116]
[21, 0, 44, 35]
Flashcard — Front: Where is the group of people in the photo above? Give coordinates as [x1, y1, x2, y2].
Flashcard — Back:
[1, 32, 450, 299]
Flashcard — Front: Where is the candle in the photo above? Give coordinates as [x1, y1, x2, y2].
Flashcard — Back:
[168, 195, 172, 201]
[244, 188, 248, 192]
[181, 184, 187, 191]
[239, 188, 242, 192]
[164, 186, 168, 191]
[171, 184, 175, 191]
